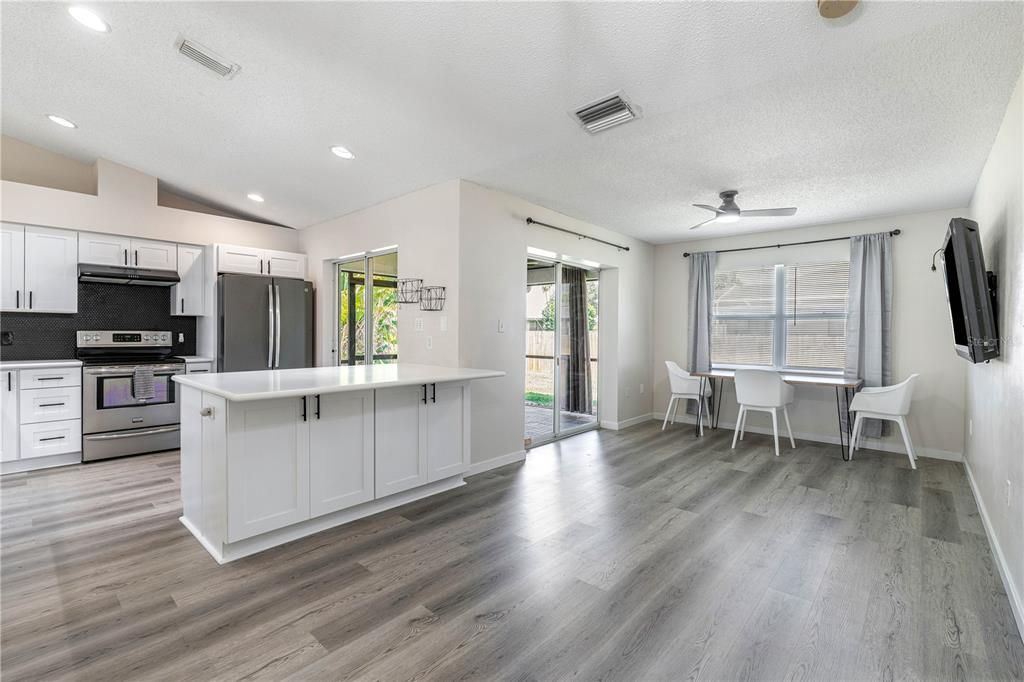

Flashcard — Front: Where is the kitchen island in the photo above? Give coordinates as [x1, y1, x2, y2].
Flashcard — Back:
[173, 363, 504, 563]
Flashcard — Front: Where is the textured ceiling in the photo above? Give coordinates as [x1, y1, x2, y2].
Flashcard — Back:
[2, 2, 1021, 243]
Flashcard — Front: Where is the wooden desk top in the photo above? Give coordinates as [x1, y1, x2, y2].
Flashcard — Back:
[691, 368, 863, 389]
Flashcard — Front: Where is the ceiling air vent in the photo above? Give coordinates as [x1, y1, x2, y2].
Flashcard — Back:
[573, 92, 639, 134]
[176, 38, 240, 79]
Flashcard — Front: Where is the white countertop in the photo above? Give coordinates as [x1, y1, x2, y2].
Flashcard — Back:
[172, 363, 505, 401]
[0, 359, 83, 371]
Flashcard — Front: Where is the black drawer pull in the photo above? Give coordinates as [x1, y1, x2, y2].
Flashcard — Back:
[39, 402, 65, 407]
[431, 383, 436, 403]
[36, 377, 64, 381]
[301, 396, 307, 421]
[39, 435, 66, 442]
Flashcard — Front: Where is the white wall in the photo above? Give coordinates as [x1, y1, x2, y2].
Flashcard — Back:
[1, 157, 299, 251]
[458, 180, 655, 466]
[965, 71, 1023, 634]
[299, 180, 462, 368]
[653, 208, 970, 460]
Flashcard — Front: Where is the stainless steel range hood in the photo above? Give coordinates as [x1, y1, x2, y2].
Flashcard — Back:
[78, 264, 180, 286]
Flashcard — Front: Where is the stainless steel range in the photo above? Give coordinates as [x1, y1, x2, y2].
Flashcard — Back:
[77, 331, 184, 462]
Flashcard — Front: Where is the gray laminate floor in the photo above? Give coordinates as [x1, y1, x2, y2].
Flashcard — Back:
[2, 422, 1022, 680]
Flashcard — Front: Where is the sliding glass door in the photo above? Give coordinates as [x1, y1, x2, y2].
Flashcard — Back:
[336, 250, 399, 365]
[525, 258, 599, 446]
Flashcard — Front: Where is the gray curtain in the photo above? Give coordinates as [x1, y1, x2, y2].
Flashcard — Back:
[845, 232, 893, 437]
[562, 266, 592, 415]
[687, 251, 716, 373]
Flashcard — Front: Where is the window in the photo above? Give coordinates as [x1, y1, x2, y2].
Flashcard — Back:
[711, 260, 849, 371]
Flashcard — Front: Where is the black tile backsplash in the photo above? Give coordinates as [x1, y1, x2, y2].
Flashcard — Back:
[0, 282, 197, 361]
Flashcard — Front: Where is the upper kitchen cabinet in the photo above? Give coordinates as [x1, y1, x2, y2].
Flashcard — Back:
[79, 232, 177, 271]
[216, 244, 306, 279]
[172, 245, 205, 316]
[1, 223, 78, 313]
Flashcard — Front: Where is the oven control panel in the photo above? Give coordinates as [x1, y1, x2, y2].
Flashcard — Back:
[77, 330, 172, 347]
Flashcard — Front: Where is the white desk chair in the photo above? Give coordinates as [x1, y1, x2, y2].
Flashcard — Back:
[850, 374, 919, 469]
[663, 361, 711, 435]
[732, 369, 795, 457]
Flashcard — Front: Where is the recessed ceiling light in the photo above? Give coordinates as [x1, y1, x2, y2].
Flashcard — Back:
[330, 145, 355, 160]
[46, 114, 78, 128]
[247, 193, 264, 203]
[68, 6, 110, 32]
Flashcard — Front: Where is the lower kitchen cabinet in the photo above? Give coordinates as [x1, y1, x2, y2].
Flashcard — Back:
[374, 384, 429, 498]
[1, 364, 83, 473]
[426, 382, 469, 482]
[309, 390, 375, 517]
[226, 396, 310, 542]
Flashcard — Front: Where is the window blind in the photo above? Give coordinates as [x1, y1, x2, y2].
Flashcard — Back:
[784, 261, 849, 370]
[712, 265, 776, 366]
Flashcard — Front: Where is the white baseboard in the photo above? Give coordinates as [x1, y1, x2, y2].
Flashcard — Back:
[600, 413, 654, 430]
[650, 411, 962, 462]
[963, 457, 1024, 642]
[1, 451, 81, 475]
[466, 449, 527, 476]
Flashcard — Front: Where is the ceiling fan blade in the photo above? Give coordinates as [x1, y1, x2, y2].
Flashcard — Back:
[739, 207, 797, 218]
[688, 217, 718, 230]
[693, 204, 723, 214]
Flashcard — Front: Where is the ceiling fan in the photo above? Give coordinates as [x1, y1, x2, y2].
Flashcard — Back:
[689, 190, 797, 230]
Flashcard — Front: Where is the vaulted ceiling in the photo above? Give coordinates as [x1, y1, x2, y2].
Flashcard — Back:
[2, 1, 1021, 243]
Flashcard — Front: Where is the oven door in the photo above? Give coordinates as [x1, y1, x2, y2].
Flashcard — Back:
[83, 363, 184, 434]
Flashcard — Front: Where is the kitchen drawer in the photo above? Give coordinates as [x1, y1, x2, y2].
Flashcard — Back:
[19, 367, 81, 389]
[19, 386, 82, 424]
[186, 362, 213, 374]
[20, 419, 81, 459]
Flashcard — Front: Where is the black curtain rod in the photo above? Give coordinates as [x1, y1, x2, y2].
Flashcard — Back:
[526, 217, 631, 252]
[682, 229, 901, 257]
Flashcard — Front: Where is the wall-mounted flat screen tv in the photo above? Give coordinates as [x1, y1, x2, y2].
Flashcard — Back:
[940, 217, 999, 363]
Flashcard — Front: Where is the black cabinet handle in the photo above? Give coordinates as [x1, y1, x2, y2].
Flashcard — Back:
[37, 376, 63, 381]
[40, 435, 65, 442]
[134, 250, 139, 265]
[39, 403, 65, 407]
[315, 394, 321, 420]
[301, 396, 307, 421]
[259, 260, 263, 274]
[7, 373, 11, 391]
[124, 248, 128, 265]
[15, 290, 19, 308]
[431, 383, 436, 403]
[422, 384, 427, 404]
[28, 291, 33, 309]
[268, 261, 272, 274]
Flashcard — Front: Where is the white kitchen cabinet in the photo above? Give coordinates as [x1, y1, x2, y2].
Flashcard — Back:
[78, 232, 131, 266]
[20, 419, 81, 459]
[226, 396, 310, 542]
[309, 390, 375, 517]
[265, 250, 307, 279]
[185, 362, 213, 374]
[374, 384, 429, 498]
[79, 233, 177, 271]
[19, 367, 80, 389]
[1, 371, 19, 463]
[426, 382, 469, 482]
[23, 226, 78, 313]
[172, 245, 205, 316]
[1, 224, 25, 311]
[19, 385, 81, 424]
[216, 244, 306, 279]
[2, 224, 77, 313]
[217, 244, 265, 275]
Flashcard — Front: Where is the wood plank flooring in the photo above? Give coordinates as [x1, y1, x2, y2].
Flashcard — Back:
[2, 422, 1022, 681]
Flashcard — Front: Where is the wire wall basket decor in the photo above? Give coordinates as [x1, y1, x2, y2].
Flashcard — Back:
[397, 278, 423, 304]
[419, 286, 446, 312]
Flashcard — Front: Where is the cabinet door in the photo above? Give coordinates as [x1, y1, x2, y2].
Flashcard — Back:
[79, 232, 130, 266]
[172, 245, 205, 316]
[226, 396, 310, 542]
[20, 419, 81, 458]
[24, 226, 77, 313]
[1, 371, 19, 462]
[1, 224, 25, 312]
[19, 385, 81, 424]
[309, 391, 374, 516]
[374, 385, 428, 498]
[217, 244, 266, 275]
[426, 382, 469, 482]
[265, 250, 306, 279]
[185, 362, 213, 374]
[131, 238, 177, 271]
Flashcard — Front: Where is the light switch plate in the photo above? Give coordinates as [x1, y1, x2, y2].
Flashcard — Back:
[415, 318, 424, 332]
[498, 319, 505, 333]
[178, 332, 185, 343]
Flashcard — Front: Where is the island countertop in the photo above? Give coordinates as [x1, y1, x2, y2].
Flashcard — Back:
[172, 363, 505, 401]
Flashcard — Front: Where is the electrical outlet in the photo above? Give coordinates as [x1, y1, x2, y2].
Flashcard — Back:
[177, 332, 185, 343]
[639, 383, 645, 395]
[0, 331, 13, 346]
[498, 319, 505, 333]
[426, 335, 433, 350]
[969, 419, 973, 436]
[415, 318, 424, 332]
[1007, 480, 1012, 508]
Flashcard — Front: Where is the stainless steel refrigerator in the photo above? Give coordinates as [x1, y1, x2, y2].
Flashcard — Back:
[217, 274, 314, 372]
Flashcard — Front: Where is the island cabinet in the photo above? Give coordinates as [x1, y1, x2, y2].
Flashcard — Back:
[174, 363, 501, 563]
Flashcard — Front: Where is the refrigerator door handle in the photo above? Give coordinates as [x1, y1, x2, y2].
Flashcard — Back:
[274, 284, 282, 368]
[267, 283, 275, 368]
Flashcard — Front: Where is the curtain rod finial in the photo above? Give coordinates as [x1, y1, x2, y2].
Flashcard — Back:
[892, 229, 901, 235]
[683, 252, 691, 258]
